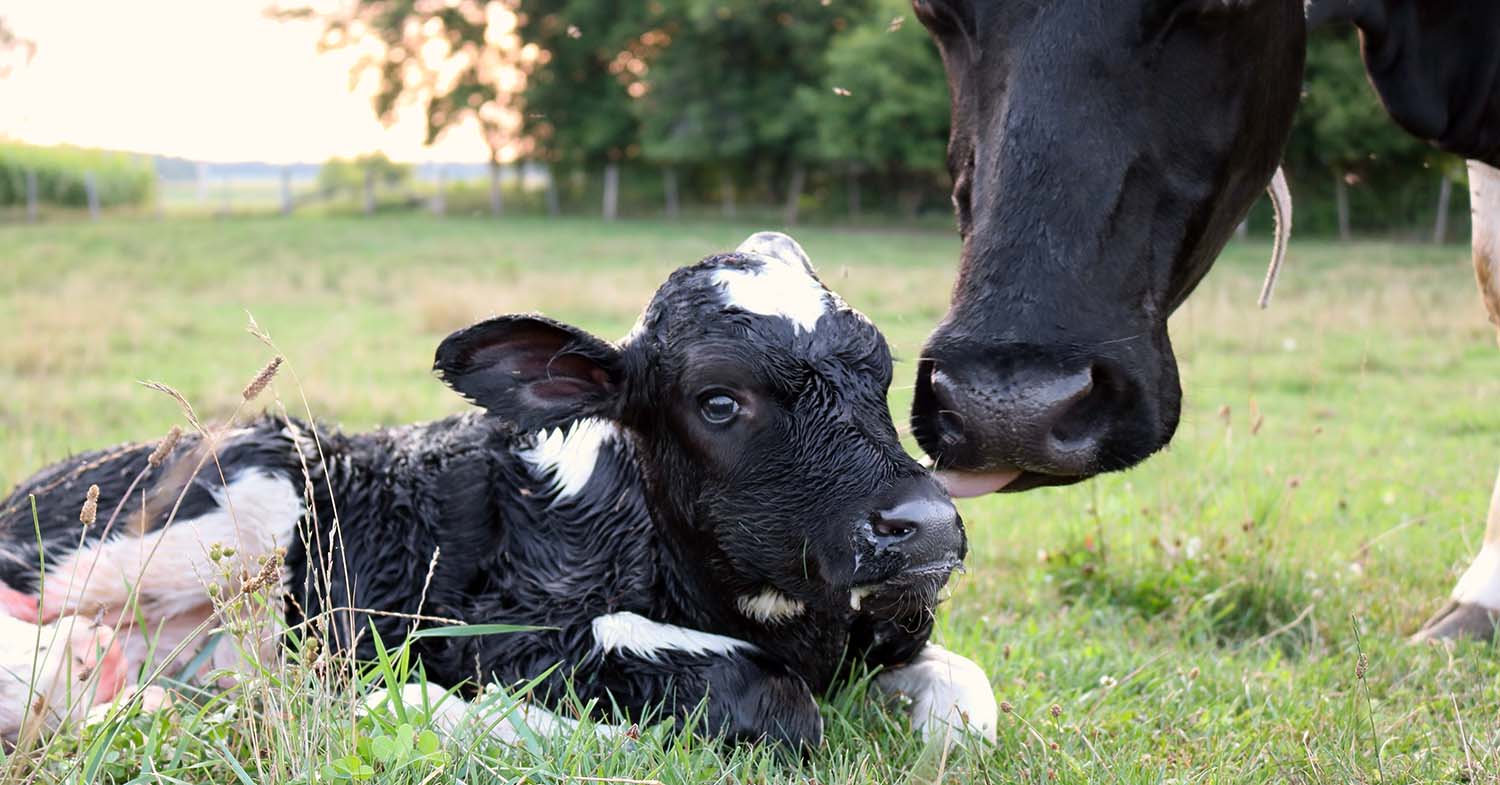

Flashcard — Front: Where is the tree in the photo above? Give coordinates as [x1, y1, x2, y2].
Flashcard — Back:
[1285, 26, 1428, 239]
[629, 0, 871, 219]
[0, 17, 35, 79]
[797, 1, 948, 220]
[517, 0, 647, 219]
[277, 0, 536, 216]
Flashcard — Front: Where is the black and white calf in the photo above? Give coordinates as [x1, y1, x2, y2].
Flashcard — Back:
[0, 233, 997, 747]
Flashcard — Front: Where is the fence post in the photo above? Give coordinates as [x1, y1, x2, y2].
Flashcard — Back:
[196, 161, 208, 206]
[430, 167, 447, 216]
[85, 171, 101, 220]
[1433, 172, 1453, 244]
[155, 157, 166, 219]
[25, 169, 38, 223]
[663, 166, 679, 220]
[602, 162, 620, 221]
[363, 168, 376, 215]
[281, 166, 294, 216]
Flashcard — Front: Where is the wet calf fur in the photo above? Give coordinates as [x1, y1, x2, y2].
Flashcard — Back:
[0, 233, 996, 746]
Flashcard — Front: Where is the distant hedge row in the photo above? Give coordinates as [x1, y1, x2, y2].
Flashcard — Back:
[0, 142, 154, 208]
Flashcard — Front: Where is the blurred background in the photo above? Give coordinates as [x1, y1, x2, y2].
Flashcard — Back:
[0, 0, 1472, 238]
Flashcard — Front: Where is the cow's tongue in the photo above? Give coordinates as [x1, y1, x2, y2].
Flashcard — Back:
[935, 469, 1021, 498]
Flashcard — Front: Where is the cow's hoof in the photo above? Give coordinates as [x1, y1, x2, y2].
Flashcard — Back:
[1410, 600, 1499, 643]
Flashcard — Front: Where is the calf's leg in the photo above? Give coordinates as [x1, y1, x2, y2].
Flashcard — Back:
[873, 643, 997, 744]
[1413, 161, 1500, 643]
[0, 614, 126, 740]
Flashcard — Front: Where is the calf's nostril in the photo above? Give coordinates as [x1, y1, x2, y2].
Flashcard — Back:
[871, 518, 917, 540]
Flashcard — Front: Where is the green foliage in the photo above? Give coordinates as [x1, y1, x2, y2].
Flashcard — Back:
[283, 1, 528, 160]
[796, 2, 948, 175]
[0, 141, 154, 208]
[318, 152, 413, 196]
[517, 0, 645, 167]
[632, 0, 872, 167]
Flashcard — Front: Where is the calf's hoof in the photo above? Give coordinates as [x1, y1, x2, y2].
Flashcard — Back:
[1410, 600, 1498, 644]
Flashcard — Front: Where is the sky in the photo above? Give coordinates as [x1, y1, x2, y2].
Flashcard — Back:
[0, 0, 494, 163]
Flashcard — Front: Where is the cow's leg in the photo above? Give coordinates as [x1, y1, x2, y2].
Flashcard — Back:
[1413, 161, 1500, 643]
[873, 643, 997, 744]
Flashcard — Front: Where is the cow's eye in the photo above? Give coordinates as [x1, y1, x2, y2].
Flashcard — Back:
[699, 393, 741, 425]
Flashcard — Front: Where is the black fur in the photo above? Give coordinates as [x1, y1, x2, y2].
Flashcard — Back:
[0, 245, 964, 749]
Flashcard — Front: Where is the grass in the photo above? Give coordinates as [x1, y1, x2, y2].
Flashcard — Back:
[1, 213, 1498, 783]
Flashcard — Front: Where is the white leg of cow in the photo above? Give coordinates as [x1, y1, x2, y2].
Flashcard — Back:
[1414, 160, 1500, 642]
[873, 644, 997, 744]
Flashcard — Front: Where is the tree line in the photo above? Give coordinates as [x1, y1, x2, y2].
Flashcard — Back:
[285, 1, 1466, 236]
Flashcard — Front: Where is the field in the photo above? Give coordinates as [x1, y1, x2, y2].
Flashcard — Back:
[1, 215, 1497, 783]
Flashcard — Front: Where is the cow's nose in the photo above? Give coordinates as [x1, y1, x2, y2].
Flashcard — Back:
[870, 475, 965, 566]
[912, 351, 1151, 485]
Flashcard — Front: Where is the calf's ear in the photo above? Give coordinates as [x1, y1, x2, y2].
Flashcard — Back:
[434, 314, 623, 432]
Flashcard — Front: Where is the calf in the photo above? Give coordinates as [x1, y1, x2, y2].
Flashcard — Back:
[0, 233, 997, 748]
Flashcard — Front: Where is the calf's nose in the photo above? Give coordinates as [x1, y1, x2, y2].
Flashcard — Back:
[870, 475, 965, 567]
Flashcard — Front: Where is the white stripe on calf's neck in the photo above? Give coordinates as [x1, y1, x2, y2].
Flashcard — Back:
[592, 612, 751, 661]
[516, 418, 620, 502]
[736, 588, 806, 623]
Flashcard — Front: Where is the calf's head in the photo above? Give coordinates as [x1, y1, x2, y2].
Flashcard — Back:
[434, 232, 965, 623]
[908, 0, 1305, 494]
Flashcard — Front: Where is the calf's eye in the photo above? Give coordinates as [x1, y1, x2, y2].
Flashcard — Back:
[699, 394, 741, 425]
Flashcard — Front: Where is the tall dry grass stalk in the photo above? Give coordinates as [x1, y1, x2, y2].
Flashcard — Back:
[1, 326, 376, 784]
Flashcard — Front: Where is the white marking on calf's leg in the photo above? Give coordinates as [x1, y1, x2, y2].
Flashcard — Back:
[874, 644, 997, 744]
[516, 418, 620, 502]
[39, 469, 302, 621]
[592, 612, 751, 661]
[736, 588, 806, 623]
[0, 614, 126, 739]
[365, 681, 621, 745]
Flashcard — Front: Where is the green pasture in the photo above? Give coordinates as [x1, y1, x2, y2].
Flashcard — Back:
[1, 215, 1496, 783]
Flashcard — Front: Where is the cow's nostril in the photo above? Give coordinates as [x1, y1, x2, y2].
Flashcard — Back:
[1046, 363, 1122, 455]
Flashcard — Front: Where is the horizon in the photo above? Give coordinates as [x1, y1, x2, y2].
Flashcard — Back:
[0, 0, 501, 165]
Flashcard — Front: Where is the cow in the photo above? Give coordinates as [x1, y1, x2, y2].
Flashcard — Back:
[904, 0, 1500, 641]
[0, 232, 998, 747]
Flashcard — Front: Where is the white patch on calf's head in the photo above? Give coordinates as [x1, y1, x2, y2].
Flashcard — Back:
[516, 418, 620, 502]
[715, 232, 831, 334]
[737, 232, 815, 275]
[592, 612, 751, 661]
[736, 588, 806, 623]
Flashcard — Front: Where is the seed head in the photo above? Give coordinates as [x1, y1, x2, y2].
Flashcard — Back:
[999, 701, 1013, 714]
[242, 356, 284, 401]
[1050, 703, 1062, 719]
[1355, 652, 1369, 680]
[148, 425, 182, 468]
[79, 484, 99, 527]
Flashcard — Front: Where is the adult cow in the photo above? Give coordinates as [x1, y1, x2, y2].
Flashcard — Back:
[905, 0, 1500, 640]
